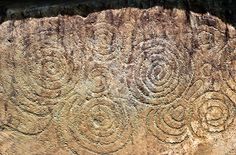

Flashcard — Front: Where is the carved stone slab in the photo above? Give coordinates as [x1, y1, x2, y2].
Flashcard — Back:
[0, 7, 236, 155]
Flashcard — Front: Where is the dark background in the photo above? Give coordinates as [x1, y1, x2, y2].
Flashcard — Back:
[0, 0, 235, 27]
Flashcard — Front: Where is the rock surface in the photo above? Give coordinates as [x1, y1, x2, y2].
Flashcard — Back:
[0, 6, 236, 155]
[1, 0, 236, 27]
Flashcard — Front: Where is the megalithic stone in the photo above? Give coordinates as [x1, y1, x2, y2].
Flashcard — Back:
[0, 6, 235, 155]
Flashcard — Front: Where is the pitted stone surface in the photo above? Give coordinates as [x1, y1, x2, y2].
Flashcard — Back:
[0, 7, 236, 155]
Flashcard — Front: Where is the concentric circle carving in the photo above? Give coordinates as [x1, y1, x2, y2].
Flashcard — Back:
[86, 65, 111, 97]
[146, 101, 189, 144]
[127, 38, 192, 106]
[191, 92, 235, 136]
[58, 97, 132, 154]
[86, 22, 122, 62]
[196, 28, 225, 53]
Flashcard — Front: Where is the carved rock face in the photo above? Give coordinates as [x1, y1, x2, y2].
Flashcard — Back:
[0, 7, 235, 155]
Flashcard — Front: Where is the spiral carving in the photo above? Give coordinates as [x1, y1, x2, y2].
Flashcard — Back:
[10, 43, 80, 115]
[147, 101, 189, 144]
[191, 92, 235, 136]
[127, 38, 192, 106]
[58, 97, 132, 154]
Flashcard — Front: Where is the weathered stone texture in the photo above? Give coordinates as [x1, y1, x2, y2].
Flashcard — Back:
[0, 7, 236, 155]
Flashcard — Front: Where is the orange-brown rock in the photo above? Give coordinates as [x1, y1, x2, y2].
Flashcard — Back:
[0, 6, 235, 155]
